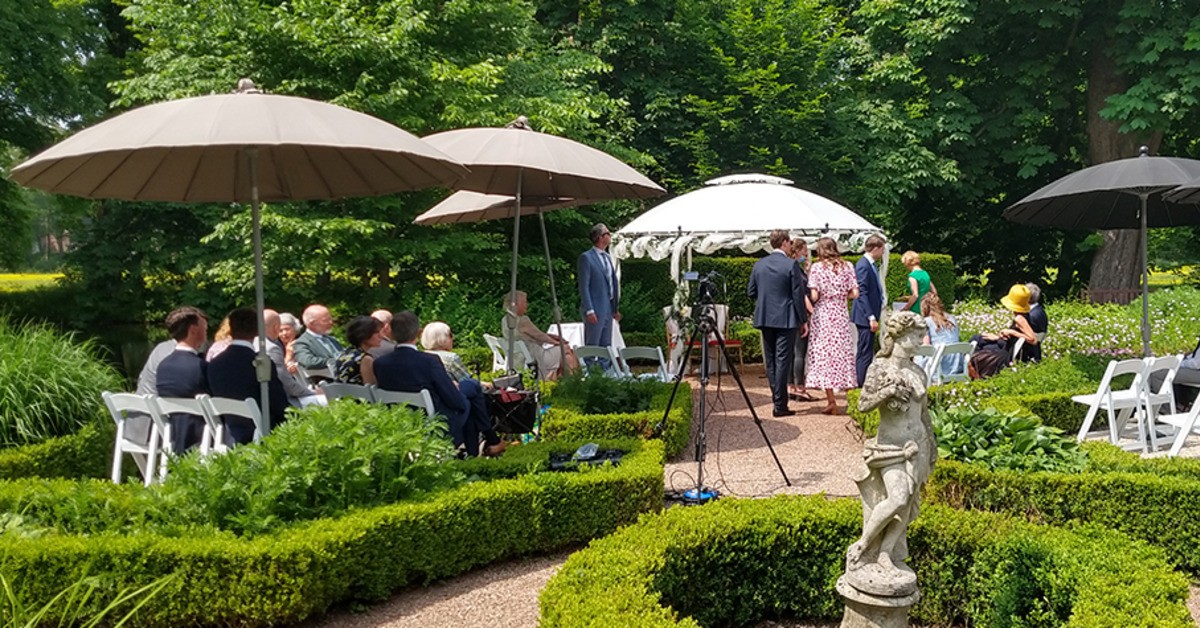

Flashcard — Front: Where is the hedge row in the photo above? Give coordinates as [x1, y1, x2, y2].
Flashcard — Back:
[847, 388, 1088, 437]
[927, 445, 1200, 575]
[0, 438, 664, 626]
[542, 381, 693, 458]
[540, 495, 1190, 627]
[0, 421, 112, 480]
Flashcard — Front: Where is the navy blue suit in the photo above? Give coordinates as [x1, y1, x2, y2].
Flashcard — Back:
[375, 346, 495, 455]
[156, 348, 208, 453]
[748, 250, 809, 412]
[207, 343, 288, 444]
[851, 255, 884, 387]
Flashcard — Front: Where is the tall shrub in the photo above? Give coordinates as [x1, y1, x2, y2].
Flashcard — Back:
[0, 318, 122, 447]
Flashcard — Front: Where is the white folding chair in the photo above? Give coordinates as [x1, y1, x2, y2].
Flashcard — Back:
[914, 345, 942, 385]
[321, 382, 377, 403]
[202, 396, 268, 444]
[371, 386, 436, 418]
[576, 345, 621, 377]
[934, 341, 976, 385]
[1011, 331, 1047, 363]
[296, 363, 335, 385]
[1073, 358, 1150, 450]
[1156, 401, 1200, 457]
[102, 391, 169, 486]
[154, 394, 217, 458]
[619, 346, 670, 381]
[1144, 354, 1182, 452]
[485, 333, 537, 373]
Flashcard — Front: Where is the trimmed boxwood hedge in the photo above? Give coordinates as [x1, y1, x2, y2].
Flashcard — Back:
[539, 495, 1191, 627]
[847, 388, 1088, 437]
[0, 421, 112, 480]
[927, 445, 1200, 576]
[0, 438, 664, 626]
[542, 380, 693, 458]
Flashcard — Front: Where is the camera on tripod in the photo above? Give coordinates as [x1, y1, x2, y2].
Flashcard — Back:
[682, 270, 721, 326]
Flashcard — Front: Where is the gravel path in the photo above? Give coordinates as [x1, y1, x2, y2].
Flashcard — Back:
[311, 364, 1200, 627]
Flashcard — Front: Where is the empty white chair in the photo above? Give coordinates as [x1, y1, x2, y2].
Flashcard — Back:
[154, 394, 216, 458]
[1155, 400, 1200, 457]
[576, 345, 621, 377]
[934, 341, 976, 385]
[102, 391, 169, 486]
[321, 382, 376, 403]
[371, 386, 436, 418]
[202, 396, 268, 444]
[619, 346, 671, 381]
[1144, 354, 1183, 451]
[1073, 358, 1149, 450]
[914, 345, 942, 385]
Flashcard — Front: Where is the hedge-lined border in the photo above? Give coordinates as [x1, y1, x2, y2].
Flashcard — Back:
[0, 420, 112, 480]
[0, 438, 664, 626]
[928, 445, 1200, 575]
[539, 495, 1191, 627]
[542, 381, 693, 457]
[847, 388, 1088, 437]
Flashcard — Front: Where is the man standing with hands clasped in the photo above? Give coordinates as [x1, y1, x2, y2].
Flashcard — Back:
[578, 223, 620, 367]
[852, 235, 887, 387]
[748, 230, 809, 417]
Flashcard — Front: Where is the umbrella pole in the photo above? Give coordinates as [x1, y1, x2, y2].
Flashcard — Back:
[538, 208, 567, 374]
[248, 148, 272, 429]
[505, 169, 523, 373]
[1141, 193, 1151, 356]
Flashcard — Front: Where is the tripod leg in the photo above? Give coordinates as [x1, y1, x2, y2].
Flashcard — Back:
[712, 328, 792, 486]
[658, 323, 701, 436]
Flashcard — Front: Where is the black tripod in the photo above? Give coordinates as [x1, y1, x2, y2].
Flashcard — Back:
[661, 300, 791, 504]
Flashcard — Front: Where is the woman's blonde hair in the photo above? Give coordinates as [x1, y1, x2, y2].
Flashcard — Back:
[901, 250, 921, 267]
[920, 292, 952, 331]
[420, 321, 453, 351]
[815, 237, 846, 268]
[213, 317, 232, 342]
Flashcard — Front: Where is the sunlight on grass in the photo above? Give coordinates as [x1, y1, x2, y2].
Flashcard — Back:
[0, 274, 63, 292]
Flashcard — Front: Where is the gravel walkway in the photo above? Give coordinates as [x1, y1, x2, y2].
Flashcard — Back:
[311, 364, 1200, 627]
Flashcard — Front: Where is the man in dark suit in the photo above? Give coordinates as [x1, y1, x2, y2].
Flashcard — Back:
[578, 223, 620, 364]
[374, 311, 504, 457]
[208, 307, 289, 444]
[1022, 282, 1048, 363]
[748, 230, 809, 417]
[155, 306, 210, 453]
[851, 235, 887, 387]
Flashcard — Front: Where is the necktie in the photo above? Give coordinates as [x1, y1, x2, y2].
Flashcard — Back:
[602, 251, 614, 295]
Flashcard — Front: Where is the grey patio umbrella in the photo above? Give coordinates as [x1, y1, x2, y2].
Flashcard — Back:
[1003, 147, 1200, 355]
[11, 78, 468, 421]
[423, 117, 665, 371]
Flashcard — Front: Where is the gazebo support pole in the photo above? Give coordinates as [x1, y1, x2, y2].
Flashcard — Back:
[505, 169, 523, 373]
[1140, 193, 1151, 357]
[538, 208, 567, 373]
[248, 147, 271, 430]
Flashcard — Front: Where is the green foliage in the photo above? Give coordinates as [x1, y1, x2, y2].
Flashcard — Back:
[540, 495, 1191, 627]
[0, 318, 122, 447]
[0, 570, 174, 628]
[0, 423, 111, 481]
[157, 401, 464, 536]
[543, 380, 693, 457]
[0, 439, 664, 626]
[932, 406, 1087, 473]
[550, 372, 660, 415]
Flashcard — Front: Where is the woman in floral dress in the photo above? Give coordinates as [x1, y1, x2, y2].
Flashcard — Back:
[806, 237, 860, 414]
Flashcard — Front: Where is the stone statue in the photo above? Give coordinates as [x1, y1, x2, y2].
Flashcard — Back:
[837, 311, 935, 628]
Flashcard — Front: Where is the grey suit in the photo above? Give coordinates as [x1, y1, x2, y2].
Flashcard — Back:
[578, 247, 620, 347]
[748, 251, 808, 412]
[260, 338, 316, 404]
[292, 331, 343, 369]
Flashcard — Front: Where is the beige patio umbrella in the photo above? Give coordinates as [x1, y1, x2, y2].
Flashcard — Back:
[422, 117, 665, 371]
[12, 79, 468, 421]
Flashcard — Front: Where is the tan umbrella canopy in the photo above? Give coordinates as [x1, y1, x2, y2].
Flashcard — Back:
[12, 79, 468, 420]
[422, 117, 665, 370]
[413, 191, 578, 225]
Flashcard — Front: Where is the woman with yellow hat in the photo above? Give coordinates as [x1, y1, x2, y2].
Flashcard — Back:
[970, 284, 1040, 372]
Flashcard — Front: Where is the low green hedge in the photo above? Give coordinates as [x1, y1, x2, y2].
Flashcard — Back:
[542, 381, 693, 457]
[0, 421, 113, 480]
[0, 438, 664, 626]
[848, 388, 1088, 437]
[540, 495, 1191, 627]
[927, 445, 1200, 575]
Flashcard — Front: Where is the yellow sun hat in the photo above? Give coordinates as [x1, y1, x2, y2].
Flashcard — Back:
[1000, 284, 1031, 314]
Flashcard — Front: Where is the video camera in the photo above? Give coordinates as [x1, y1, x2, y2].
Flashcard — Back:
[682, 270, 721, 306]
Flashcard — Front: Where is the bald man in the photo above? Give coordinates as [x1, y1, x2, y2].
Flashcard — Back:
[292, 304, 343, 380]
[260, 309, 321, 406]
[369, 309, 397, 358]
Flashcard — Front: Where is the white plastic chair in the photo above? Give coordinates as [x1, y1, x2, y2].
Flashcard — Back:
[619, 346, 671, 381]
[154, 394, 217, 458]
[371, 386, 436, 418]
[1144, 354, 1182, 452]
[296, 362, 335, 385]
[576, 345, 621, 377]
[102, 391, 169, 486]
[202, 396, 268, 444]
[1073, 358, 1150, 450]
[321, 382, 377, 403]
[934, 341, 976, 385]
[1155, 400, 1200, 457]
[1011, 331, 1047, 363]
[914, 345, 942, 385]
[484, 333, 536, 373]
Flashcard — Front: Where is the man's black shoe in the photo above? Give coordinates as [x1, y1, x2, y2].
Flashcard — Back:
[772, 408, 795, 417]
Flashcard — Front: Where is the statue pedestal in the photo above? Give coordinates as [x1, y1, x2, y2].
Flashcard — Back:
[837, 576, 919, 628]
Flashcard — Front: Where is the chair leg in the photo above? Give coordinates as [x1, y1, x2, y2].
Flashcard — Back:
[111, 422, 126, 485]
[1077, 404, 1100, 442]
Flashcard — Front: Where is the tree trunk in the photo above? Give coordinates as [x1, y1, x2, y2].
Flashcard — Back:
[1084, 42, 1160, 302]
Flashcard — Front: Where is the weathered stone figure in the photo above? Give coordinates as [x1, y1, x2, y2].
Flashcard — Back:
[837, 311, 935, 627]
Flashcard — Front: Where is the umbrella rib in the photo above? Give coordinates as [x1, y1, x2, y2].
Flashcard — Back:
[300, 145, 336, 199]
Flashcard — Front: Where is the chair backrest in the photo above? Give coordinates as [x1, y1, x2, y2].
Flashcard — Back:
[914, 344, 941, 385]
[619, 346, 669, 381]
[202, 396, 268, 443]
[322, 381, 376, 403]
[576, 345, 620, 377]
[483, 333, 507, 372]
[371, 386, 436, 417]
[296, 363, 335, 384]
[1144, 354, 1182, 395]
[1094, 358, 1148, 400]
[103, 391, 169, 485]
[154, 394, 215, 455]
[936, 341, 976, 384]
[103, 391, 168, 439]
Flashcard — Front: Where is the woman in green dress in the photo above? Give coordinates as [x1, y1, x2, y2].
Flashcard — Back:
[901, 250, 937, 313]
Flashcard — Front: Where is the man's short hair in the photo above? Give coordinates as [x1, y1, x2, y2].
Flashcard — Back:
[165, 306, 207, 341]
[302, 304, 327, 326]
[865, 234, 886, 252]
[769, 229, 791, 249]
[392, 311, 421, 344]
[1025, 283, 1041, 304]
[589, 223, 610, 244]
[226, 307, 259, 340]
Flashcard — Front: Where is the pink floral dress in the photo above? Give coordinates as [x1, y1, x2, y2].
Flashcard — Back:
[806, 260, 858, 390]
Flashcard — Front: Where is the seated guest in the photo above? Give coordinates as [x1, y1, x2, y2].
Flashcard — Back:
[261, 309, 322, 407]
[919, 293, 963, 378]
[368, 309, 398, 358]
[278, 312, 303, 376]
[968, 345, 1011, 380]
[375, 312, 504, 457]
[1151, 337, 1200, 412]
[137, 339, 178, 396]
[155, 306, 210, 453]
[205, 316, 233, 362]
[292, 304, 343, 379]
[422, 321, 490, 388]
[1026, 283, 1048, 361]
[971, 284, 1039, 363]
[334, 315, 384, 385]
[502, 290, 579, 380]
[208, 307, 290, 444]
